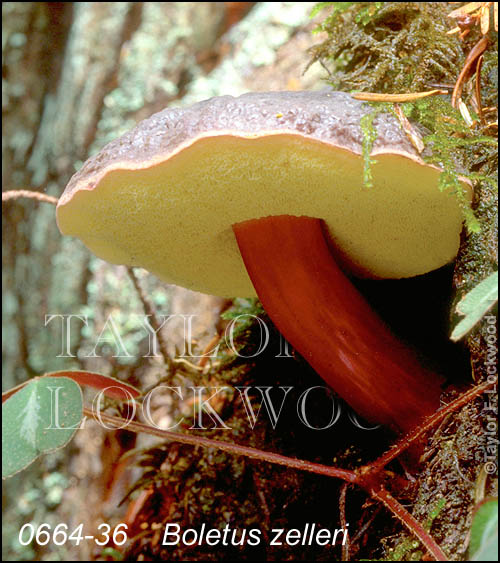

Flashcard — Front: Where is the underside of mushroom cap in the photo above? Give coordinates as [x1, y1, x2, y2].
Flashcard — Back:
[57, 91, 472, 297]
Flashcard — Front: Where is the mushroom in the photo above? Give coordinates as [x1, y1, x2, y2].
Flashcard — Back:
[56, 91, 472, 436]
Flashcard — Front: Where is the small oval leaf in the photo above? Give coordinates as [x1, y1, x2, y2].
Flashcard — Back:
[2, 376, 83, 479]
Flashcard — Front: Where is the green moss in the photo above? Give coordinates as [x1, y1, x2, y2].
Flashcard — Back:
[384, 538, 423, 561]
[312, 2, 384, 26]
[425, 497, 447, 531]
[310, 2, 462, 92]
[360, 107, 384, 188]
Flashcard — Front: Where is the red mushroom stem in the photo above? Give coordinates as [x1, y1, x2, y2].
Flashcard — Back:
[232, 215, 445, 436]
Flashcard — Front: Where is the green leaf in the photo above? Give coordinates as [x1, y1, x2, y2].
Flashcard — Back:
[2, 376, 83, 479]
[451, 272, 498, 341]
[469, 499, 498, 561]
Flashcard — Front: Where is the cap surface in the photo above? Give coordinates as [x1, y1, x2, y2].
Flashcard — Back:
[57, 90, 471, 297]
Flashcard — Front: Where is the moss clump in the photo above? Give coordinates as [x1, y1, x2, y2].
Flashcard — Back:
[310, 2, 463, 93]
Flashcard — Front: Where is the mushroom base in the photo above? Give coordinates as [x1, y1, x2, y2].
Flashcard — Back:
[232, 214, 445, 435]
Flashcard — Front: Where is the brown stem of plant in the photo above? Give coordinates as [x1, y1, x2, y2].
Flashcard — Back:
[82, 407, 358, 482]
[82, 380, 492, 562]
[2, 190, 59, 205]
[370, 486, 447, 561]
[452, 35, 488, 108]
[351, 505, 382, 547]
[475, 54, 484, 123]
[339, 483, 350, 561]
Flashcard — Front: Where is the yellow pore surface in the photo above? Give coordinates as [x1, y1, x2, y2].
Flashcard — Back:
[57, 134, 470, 297]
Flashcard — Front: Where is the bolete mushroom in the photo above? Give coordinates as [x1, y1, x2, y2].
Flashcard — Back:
[56, 91, 472, 436]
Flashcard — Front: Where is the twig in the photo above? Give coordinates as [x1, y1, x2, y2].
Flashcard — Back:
[197, 333, 221, 369]
[252, 466, 271, 538]
[126, 266, 174, 374]
[2, 190, 58, 205]
[171, 357, 204, 372]
[352, 90, 448, 102]
[339, 483, 350, 561]
[351, 505, 382, 545]
[367, 381, 493, 476]
[448, 2, 487, 19]
[83, 407, 358, 483]
[393, 103, 425, 153]
[475, 54, 485, 123]
[451, 35, 488, 108]
[370, 487, 448, 561]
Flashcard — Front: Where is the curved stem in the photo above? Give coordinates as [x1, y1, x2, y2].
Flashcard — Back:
[370, 486, 448, 561]
[82, 408, 357, 483]
[233, 215, 445, 435]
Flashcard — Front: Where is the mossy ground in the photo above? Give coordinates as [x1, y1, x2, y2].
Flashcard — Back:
[123, 303, 395, 560]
